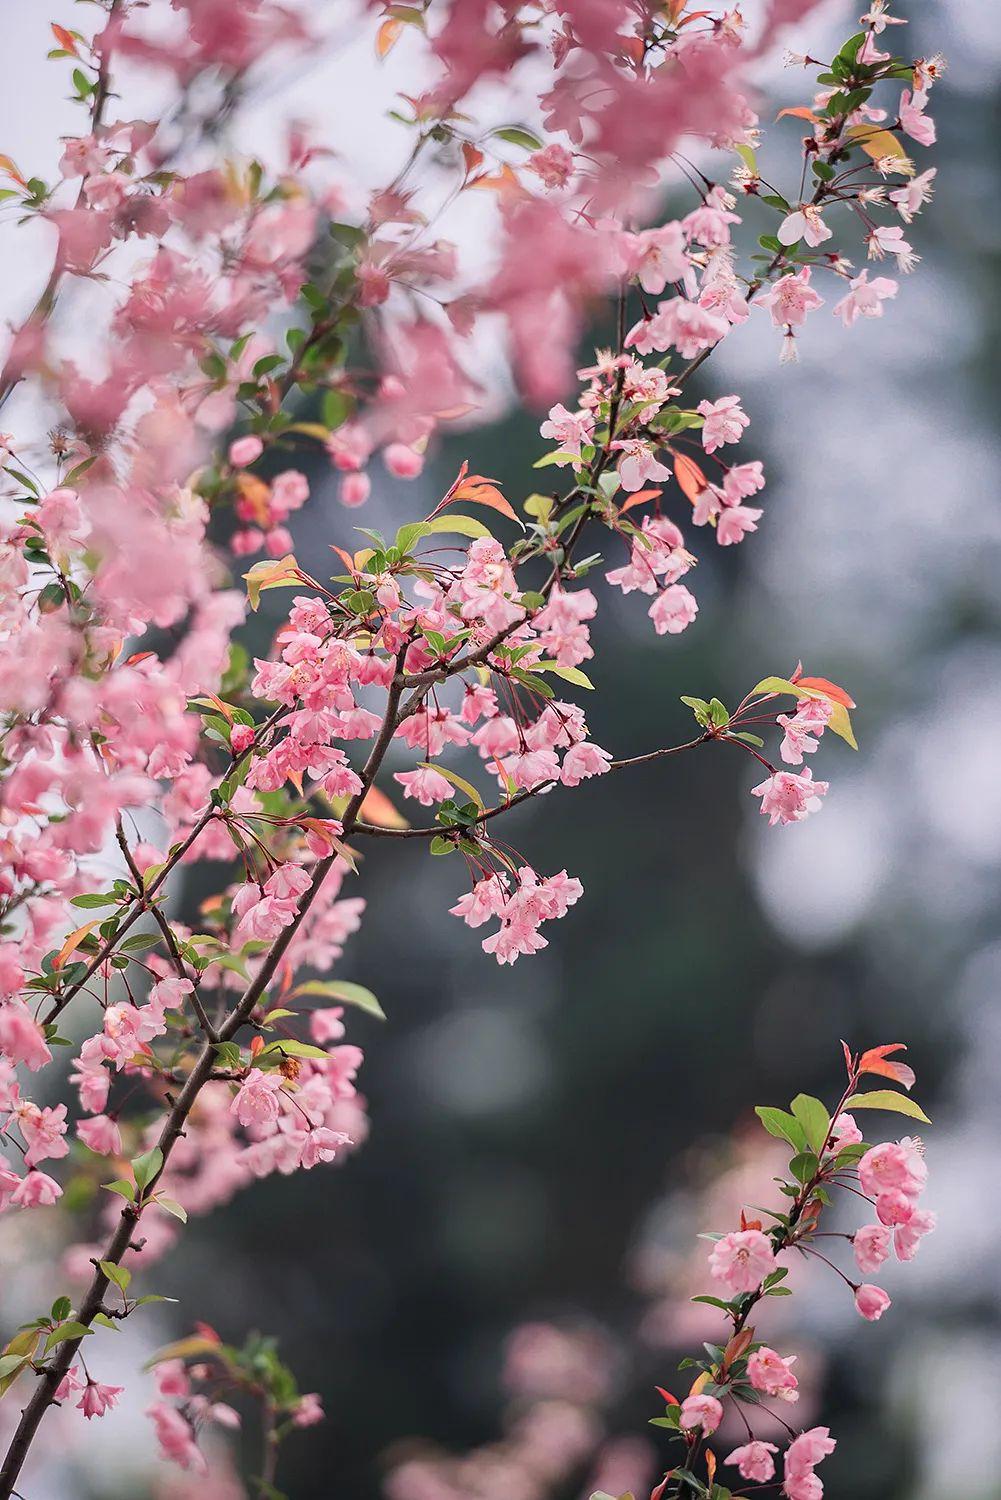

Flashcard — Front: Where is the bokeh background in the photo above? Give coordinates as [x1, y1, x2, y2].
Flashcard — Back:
[1, 2, 998, 1497]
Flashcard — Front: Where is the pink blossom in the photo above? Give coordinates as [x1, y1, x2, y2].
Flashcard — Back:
[708, 1228, 776, 1294]
[341, 472, 371, 507]
[889, 167, 936, 223]
[630, 223, 689, 294]
[751, 768, 829, 826]
[832, 270, 898, 327]
[394, 766, 454, 806]
[384, 443, 424, 479]
[853, 1223, 891, 1274]
[854, 1283, 891, 1321]
[783, 1427, 836, 1500]
[858, 1139, 927, 1200]
[698, 395, 749, 453]
[777, 697, 831, 766]
[867, 225, 917, 273]
[748, 1347, 799, 1401]
[540, 403, 595, 464]
[679, 1393, 723, 1435]
[11, 1170, 62, 1208]
[777, 205, 832, 248]
[876, 1187, 915, 1226]
[77, 1114, 123, 1156]
[726, 1440, 778, 1481]
[527, 144, 574, 190]
[758, 267, 824, 329]
[229, 436, 263, 467]
[78, 1380, 123, 1419]
[610, 440, 671, 493]
[717, 505, 763, 546]
[893, 1206, 936, 1261]
[831, 1112, 863, 1147]
[560, 742, 611, 787]
[293, 1392, 325, 1427]
[899, 88, 936, 147]
[648, 584, 698, 635]
[0, 1000, 53, 1072]
[20, 1102, 69, 1167]
[147, 1401, 207, 1472]
[231, 1072, 285, 1129]
[54, 1365, 85, 1402]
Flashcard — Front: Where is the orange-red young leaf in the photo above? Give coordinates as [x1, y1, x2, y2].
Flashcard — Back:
[447, 473, 522, 525]
[359, 785, 409, 830]
[795, 675, 856, 709]
[54, 919, 100, 970]
[0, 155, 27, 187]
[619, 486, 661, 515]
[673, 452, 708, 503]
[655, 1386, 679, 1406]
[776, 105, 821, 124]
[859, 1043, 916, 1091]
[51, 23, 80, 54]
[461, 142, 484, 176]
[376, 17, 403, 57]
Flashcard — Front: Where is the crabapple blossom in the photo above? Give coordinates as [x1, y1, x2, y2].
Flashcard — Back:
[709, 1229, 776, 1293]
[854, 1283, 892, 1321]
[748, 1347, 800, 1401]
[726, 1440, 779, 1481]
[0, 1, 943, 1491]
[679, 1394, 723, 1435]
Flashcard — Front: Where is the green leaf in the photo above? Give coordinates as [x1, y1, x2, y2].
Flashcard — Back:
[680, 695, 710, 726]
[131, 1146, 163, 1191]
[257, 1039, 329, 1063]
[99, 1261, 131, 1291]
[842, 1090, 930, 1124]
[155, 1196, 188, 1223]
[91, 1313, 119, 1331]
[102, 1179, 135, 1202]
[490, 125, 543, 150]
[533, 450, 575, 468]
[133, 1294, 179, 1307]
[70, 892, 116, 909]
[293, 980, 386, 1020]
[0, 1355, 28, 1381]
[536, 661, 594, 690]
[789, 1150, 819, 1184]
[790, 1094, 830, 1153]
[419, 762, 483, 811]
[421, 513, 491, 540]
[44, 1322, 92, 1352]
[751, 675, 800, 698]
[707, 697, 729, 727]
[754, 1106, 807, 1152]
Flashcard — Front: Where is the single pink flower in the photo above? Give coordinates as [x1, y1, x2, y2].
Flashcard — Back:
[748, 1346, 799, 1401]
[229, 435, 263, 467]
[854, 1283, 891, 1321]
[853, 1223, 891, 1274]
[726, 1440, 778, 1481]
[708, 1228, 776, 1294]
[78, 1380, 124, 1419]
[679, 1393, 723, 1435]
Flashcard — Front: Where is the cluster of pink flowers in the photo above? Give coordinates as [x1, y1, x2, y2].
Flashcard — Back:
[641, 1042, 935, 1500]
[851, 1129, 936, 1293]
[0, 0, 943, 1491]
